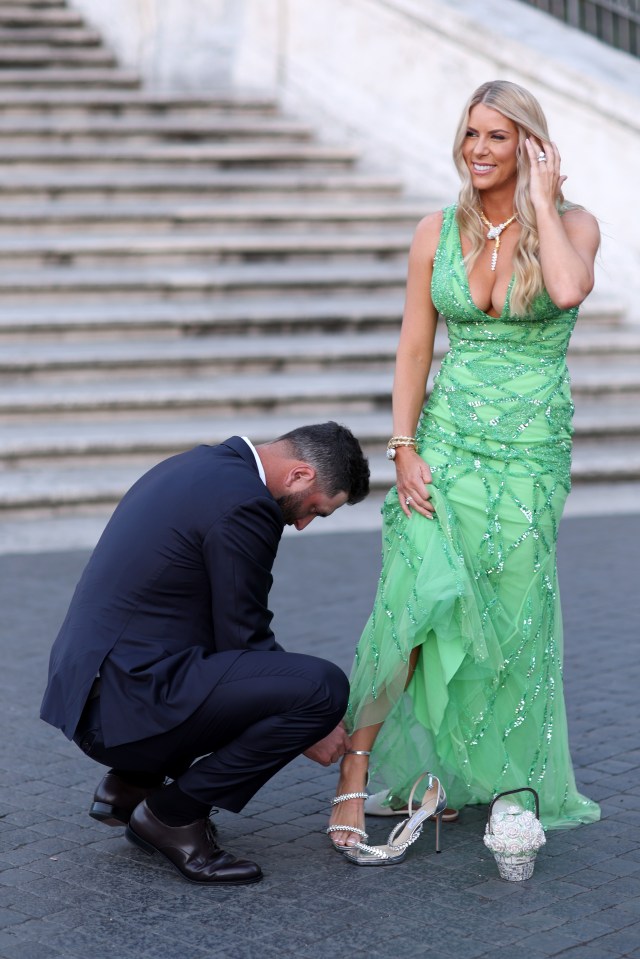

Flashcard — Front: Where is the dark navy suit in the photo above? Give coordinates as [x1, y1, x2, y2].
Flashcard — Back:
[41, 437, 348, 812]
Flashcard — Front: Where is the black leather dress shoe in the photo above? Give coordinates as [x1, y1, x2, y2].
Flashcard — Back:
[90, 772, 156, 827]
[126, 801, 262, 885]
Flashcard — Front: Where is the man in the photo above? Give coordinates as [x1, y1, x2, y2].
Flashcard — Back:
[41, 423, 369, 885]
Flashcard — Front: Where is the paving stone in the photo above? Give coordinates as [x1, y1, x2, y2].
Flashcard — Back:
[550, 948, 624, 959]
[0, 942, 68, 959]
[477, 952, 549, 959]
[608, 898, 640, 920]
[505, 910, 571, 932]
[584, 922, 640, 954]
[516, 928, 590, 954]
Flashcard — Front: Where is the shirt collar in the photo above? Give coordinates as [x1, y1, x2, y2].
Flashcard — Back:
[240, 436, 266, 485]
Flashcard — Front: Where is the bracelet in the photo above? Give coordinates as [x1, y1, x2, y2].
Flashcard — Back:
[387, 435, 416, 449]
[386, 436, 417, 461]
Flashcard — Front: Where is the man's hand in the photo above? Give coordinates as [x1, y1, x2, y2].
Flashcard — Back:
[303, 722, 351, 766]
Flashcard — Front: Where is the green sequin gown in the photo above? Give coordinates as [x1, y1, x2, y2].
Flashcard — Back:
[348, 205, 600, 830]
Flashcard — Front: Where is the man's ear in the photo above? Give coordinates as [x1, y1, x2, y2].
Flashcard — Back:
[284, 464, 316, 491]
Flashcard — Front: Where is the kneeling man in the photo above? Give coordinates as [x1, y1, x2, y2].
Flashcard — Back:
[41, 423, 369, 885]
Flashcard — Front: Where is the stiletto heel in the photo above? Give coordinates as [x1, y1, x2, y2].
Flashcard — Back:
[326, 749, 371, 853]
[343, 771, 446, 866]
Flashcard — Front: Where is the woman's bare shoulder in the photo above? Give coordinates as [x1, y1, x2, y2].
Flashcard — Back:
[410, 210, 445, 260]
[561, 206, 600, 233]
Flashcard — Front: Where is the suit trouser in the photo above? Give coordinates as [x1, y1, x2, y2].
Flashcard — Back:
[74, 650, 349, 813]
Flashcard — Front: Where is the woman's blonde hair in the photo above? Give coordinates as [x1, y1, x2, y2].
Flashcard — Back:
[453, 80, 573, 315]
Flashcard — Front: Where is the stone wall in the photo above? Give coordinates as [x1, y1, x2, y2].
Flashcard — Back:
[70, 0, 241, 89]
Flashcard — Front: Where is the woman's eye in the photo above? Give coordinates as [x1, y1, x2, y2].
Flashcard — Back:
[465, 130, 477, 138]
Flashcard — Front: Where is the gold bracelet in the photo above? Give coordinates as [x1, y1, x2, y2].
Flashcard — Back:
[387, 435, 416, 448]
[386, 436, 416, 460]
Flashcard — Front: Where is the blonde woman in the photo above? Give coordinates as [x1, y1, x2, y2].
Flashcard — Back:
[328, 80, 601, 864]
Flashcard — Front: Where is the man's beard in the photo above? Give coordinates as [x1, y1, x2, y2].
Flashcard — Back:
[276, 490, 308, 525]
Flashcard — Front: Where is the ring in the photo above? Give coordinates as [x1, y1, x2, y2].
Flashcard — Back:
[405, 496, 413, 506]
[537, 152, 547, 162]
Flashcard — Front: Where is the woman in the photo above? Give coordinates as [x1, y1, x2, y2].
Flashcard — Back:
[328, 80, 601, 861]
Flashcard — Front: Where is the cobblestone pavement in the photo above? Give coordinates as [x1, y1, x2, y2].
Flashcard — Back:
[0, 512, 639, 959]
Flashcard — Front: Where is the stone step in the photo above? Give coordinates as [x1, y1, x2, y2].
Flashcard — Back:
[0, 363, 637, 417]
[1, 439, 639, 512]
[0, 169, 405, 201]
[0, 67, 139, 86]
[0, 1, 68, 7]
[0, 230, 413, 266]
[0, 330, 403, 374]
[0, 292, 407, 335]
[0, 140, 358, 168]
[0, 26, 100, 44]
[0, 369, 394, 415]
[0, 395, 637, 465]
[1, 327, 639, 377]
[0, 198, 428, 233]
[0, 7, 82, 27]
[2, 86, 278, 121]
[0, 88, 278, 113]
[0, 44, 116, 66]
[0, 294, 625, 336]
[0, 264, 631, 315]
[0, 411, 389, 461]
[0, 261, 409, 301]
[0, 114, 314, 140]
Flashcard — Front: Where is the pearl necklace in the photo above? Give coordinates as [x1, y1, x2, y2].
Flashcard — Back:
[478, 209, 517, 271]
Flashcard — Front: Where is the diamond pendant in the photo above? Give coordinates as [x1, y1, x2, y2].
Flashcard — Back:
[486, 226, 501, 240]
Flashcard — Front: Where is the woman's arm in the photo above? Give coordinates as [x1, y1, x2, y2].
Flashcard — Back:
[391, 212, 441, 519]
[525, 137, 600, 310]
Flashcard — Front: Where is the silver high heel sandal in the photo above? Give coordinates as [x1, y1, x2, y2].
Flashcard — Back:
[343, 771, 447, 866]
[326, 749, 371, 853]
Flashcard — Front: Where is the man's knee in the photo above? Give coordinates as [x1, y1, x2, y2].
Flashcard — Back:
[303, 655, 349, 718]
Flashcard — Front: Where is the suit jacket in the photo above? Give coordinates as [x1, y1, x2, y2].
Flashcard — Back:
[40, 437, 285, 746]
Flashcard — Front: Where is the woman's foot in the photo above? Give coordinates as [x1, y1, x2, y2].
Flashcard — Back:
[327, 750, 370, 851]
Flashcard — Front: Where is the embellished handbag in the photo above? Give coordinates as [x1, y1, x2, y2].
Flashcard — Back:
[484, 787, 546, 881]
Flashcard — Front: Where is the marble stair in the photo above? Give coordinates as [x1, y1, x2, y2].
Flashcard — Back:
[0, 0, 637, 531]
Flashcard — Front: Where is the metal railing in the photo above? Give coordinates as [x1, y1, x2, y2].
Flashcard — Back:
[519, 0, 639, 56]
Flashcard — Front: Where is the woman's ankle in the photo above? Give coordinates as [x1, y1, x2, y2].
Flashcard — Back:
[338, 752, 369, 786]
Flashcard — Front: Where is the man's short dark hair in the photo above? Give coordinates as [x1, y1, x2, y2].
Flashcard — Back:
[278, 422, 370, 505]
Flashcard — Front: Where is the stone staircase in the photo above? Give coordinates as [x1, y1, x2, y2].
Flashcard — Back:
[0, 0, 638, 527]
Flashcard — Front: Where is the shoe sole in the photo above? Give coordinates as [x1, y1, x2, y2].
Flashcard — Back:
[89, 801, 128, 827]
[344, 850, 408, 866]
[125, 825, 262, 885]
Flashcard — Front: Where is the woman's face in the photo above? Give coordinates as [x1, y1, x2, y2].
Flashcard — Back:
[462, 103, 519, 192]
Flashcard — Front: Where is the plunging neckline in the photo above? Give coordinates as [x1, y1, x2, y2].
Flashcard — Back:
[455, 220, 515, 320]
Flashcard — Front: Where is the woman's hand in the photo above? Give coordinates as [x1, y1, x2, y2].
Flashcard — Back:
[525, 137, 567, 211]
[394, 447, 434, 519]
[524, 136, 599, 310]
